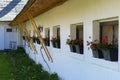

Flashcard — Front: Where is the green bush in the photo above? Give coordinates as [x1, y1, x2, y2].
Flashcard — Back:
[9, 49, 60, 80]
[49, 73, 59, 80]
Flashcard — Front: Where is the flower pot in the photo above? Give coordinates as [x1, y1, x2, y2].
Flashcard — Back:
[75, 44, 83, 54]
[92, 49, 103, 58]
[52, 42, 56, 48]
[44, 40, 50, 46]
[55, 41, 60, 48]
[69, 45, 76, 52]
[80, 44, 83, 54]
[102, 49, 111, 61]
[102, 48, 118, 61]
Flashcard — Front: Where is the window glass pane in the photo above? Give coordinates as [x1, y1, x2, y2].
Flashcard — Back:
[6, 28, 12, 32]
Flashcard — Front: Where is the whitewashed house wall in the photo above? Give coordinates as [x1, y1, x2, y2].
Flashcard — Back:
[0, 22, 5, 50]
[23, 0, 120, 80]
[0, 22, 19, 50]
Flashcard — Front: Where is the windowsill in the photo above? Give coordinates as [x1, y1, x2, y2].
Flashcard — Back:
[91, 57, 119, 71]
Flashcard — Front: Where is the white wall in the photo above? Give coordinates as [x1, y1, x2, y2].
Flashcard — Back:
[4, 24, 18, 49]
[24, 0, 120, 80]
[0, 22, 5, 50]
[0, 22, 19, 50]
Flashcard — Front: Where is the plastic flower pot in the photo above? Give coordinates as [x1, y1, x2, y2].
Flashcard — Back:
[75, 44, 83, 54]
[102, 48, 118, 61]
[55, 41, 60, 48]
[52, 42, 56, 48]
[92, 49, 103, 58]
[69, 45, 76, 52]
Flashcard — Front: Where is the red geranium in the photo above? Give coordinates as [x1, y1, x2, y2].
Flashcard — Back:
[100, 36, 113, 50]
[74, 39, 83, 45]
[87, 39, 100, 50]
[102, 36, 108, 44]
[51, 37, 57, 42]
[51, 37, 60, 42]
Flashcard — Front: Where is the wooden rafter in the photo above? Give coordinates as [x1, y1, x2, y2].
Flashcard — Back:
[27, 14, 53, 62]
[8, 0, 67, 63]
[19, 23, 38, 54]
[19, 25, 32, 50]
[10, 0, 67, 26]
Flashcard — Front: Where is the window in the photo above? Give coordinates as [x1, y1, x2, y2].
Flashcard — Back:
[38, 26, 43, 32]
[51, 25, 61, 48]
[76, 25, 83, 40]
[93, 17, 118, 62]
[91, 17, 119, 70]
[6, 28, 12, 32]
[45, 28, 50, 46]
[70, 23, 84, 54]
[100, 21, 118, 45]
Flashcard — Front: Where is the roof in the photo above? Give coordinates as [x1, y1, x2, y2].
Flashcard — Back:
[10, 0, 67, 26]
[0, 0, 28, 21]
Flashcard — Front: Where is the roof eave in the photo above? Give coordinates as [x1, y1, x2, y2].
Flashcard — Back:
[10, 0, 67, 26]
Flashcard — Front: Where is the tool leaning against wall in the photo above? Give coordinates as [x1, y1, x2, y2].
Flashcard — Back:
[27, 14, 53, 63]
[19, 23, 38, 54]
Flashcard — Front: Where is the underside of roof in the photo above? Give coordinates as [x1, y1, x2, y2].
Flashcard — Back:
[10, 0, 67, 26]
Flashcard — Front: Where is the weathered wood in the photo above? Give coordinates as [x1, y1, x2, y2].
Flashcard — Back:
[10, 0, 67, 26]
[19, 24, 33, 50]
[27, 14, 53, 62]
[19, 23, 38, 54]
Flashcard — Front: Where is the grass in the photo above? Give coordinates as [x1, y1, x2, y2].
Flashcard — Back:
[0, 52, 14, 80]
[0, 49, 59, 80]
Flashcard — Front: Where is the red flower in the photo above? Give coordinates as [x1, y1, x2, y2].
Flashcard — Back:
[102, 36, 108, 44]
[51, 37, 60, 42]
[87, 39, 99, 50]
[51, 37, 57, 42]
[94, 39, 98, 43]
[74, 39, 83, 45]
[100, 36, 114, 50]
[87, 41, 90, 46]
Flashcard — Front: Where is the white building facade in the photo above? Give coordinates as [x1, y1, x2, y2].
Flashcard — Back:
[17, 0, 120, 80]
[0, 22, 19, 50]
